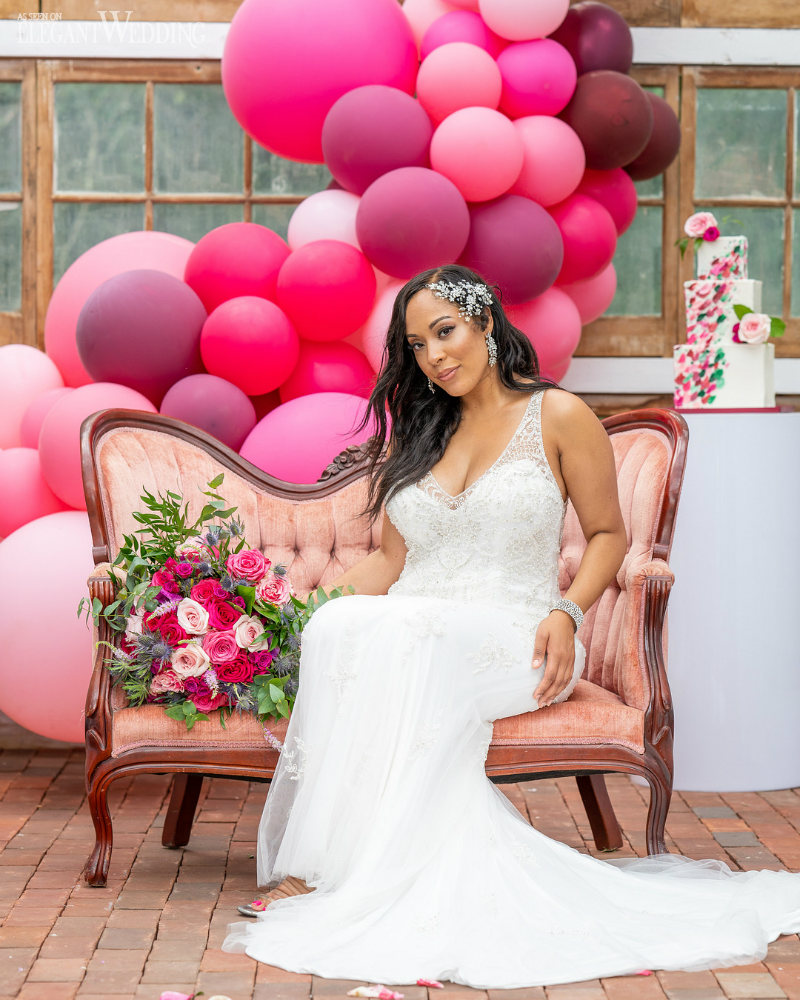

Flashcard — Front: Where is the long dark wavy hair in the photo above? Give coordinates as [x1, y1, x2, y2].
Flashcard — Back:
[359, 263, 558, 522]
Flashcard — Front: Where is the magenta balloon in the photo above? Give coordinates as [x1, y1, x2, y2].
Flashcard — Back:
[625, 93, 681, 180]
[0, 448, 68, 537]
[222, 0, 417, 163]
[421, 10, 505, 59]
[0, 511, 93, 742]
[576, 167, 638, 235]
[276, 241, 377, 342]
[279, 341, 375, 402]
[20, 387, 73, 449]
[200, 297, 300, 396]
[356, 167, 470, 279]
[417, 43, 503, 125]
[431, 107, 523, 202]
[506, 287, 582, 373]
[498, 40, 577, 118]
[559, 262, 617, 324]
[240, 392, 380, 484]
[184, 223, 290, 313]
[560, 71, 654, 170]
[550, 1, 633, 75]
[459, 194, 564, 304]
[322, 86, 433, 195]
[160, 374, 257, 451]
[550, 193, 617, 285]
[39, 383, 157, 510]
[512, 116, 585, 206]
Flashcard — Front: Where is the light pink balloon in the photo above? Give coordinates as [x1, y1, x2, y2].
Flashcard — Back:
[417, 43, 503, 124]
[39, 382, 157, 510]
[445, 0, 479, 10]
[0, 449, 68, 536]
[507, 287, 582, 373]
[287, 190, 361, 250]
[403, 0, 457, 47]
[360, 280, 405, 371]
[0, 510, 93, 742]
[479, 0, 569, 41]
[20, 387, 73, 449]
[240, 392, 380, 484]
[559, 263, 618, 325]
[44, 231, 194, 387]
[512, 117, 585, 206]
[0, 345, 64, 449]
[498, 39, 577, 118]
[431, 107, 523, 202]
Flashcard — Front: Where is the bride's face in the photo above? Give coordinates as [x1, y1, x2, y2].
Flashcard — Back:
[404, 289, 494, 396]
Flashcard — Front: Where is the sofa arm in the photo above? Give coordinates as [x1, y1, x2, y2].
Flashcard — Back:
[84, 564, 122, 758]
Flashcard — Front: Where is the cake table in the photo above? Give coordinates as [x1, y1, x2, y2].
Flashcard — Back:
[668, 409, 800, 791]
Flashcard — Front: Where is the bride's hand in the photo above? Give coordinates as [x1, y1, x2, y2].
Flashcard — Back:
[532, 612, 576, 708]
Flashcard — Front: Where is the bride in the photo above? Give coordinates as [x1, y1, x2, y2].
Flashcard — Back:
[223, 263, 800, 987]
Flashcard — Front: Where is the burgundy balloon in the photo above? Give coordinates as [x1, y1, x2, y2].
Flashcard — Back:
[322, 86, 433, 195]
[560, 71, 653, 170]
[624, 93, 681, 180]
[458, 194, 564, 304]
[160, 374, 257, 451]
[577, 167, 638, 234]
[76, 269, 206, 405]
[550, 1, 633, 75]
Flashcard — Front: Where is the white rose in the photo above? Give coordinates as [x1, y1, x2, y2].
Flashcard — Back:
[737, 312, 771, 344]
[233, 613, 269, 650]
[176, 597, 210, 635]
[170, 641, 211, 678]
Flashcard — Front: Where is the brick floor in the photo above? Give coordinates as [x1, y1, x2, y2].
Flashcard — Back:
[1, 749, 799, 1000]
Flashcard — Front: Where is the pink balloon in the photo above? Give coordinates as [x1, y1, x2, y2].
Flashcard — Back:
[38, 383, 157, 510]
[403, 0, 457, 47]
[479, 0, 569, 40]
[201, 297, 300, 396]
[431, 107, 523, 202]
[322, 86, 433, 195]
[222, 0, 417, 163]
[160, 374, 257, 451]
[287, 190, 361, 250]
[240, 392, 380, 483]
[20, 387, 73, 449]
[276, 241, 377, 342]
[0, 449, 68, 536]
[279, 341, 375, 402]
[0, 511, 93, 742]
[356, 167, 470, 279]
[360, 280, 406, 371]
[0, 345, 64, 449]
[459, 194, 564, 303]
[44, 230, 194, 387]
[184, 223, 290, 314]
[576, 167, 638, 235]
[447, 0, 479, 9]
[498, 39, 577, 118]
[421, 10, 505, 59]
[542, 355, 572, 382]
[550, 193, 617, 284]
[512, 116, 585, 206]
[417, 43, 503, 124]
[559, 263, 617, 324]
[507, 287, 582, 373]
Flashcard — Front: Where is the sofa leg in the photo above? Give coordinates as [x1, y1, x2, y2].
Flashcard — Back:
[576, 774, 623, 852]
[162, 774, 204, 848]
[84, 773, 113, 887]
[645, 771, 671, 856]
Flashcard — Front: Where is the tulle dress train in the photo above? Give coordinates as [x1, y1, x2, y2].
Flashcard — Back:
[223, 390, 800, 987]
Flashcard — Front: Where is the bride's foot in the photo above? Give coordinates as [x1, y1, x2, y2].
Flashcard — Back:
[237, 876, 313, 917]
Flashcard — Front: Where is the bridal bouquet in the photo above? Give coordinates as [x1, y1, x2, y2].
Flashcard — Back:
[80, 474, 343, 730]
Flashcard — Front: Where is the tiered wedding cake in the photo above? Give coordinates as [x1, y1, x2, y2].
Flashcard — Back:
[673, 217, 777, 409]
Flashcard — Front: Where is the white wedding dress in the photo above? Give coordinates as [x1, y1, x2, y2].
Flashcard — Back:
[223, 390, 800, 987]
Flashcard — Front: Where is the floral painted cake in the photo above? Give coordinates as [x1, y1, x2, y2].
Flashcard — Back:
[673, 213, 782, 409]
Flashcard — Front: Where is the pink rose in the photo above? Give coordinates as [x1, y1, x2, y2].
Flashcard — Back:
[737, 312, 771, 344]
[202, 629, 240, 663]
[216, 653, 256, 684]
[150, 669, 185, 695]
[190, 579, 218, 606]
[151, 569, 178, 593]
[175, 561, 194, 579]
[703, 226, 720, 241]
[233, 613, 268, 650]
[176, 598, 210, 636]
[251, 649, 276, 674]
[255, 571, 291, 607]
[207, 598, 242, 629]
[170, 641, 211, 678]
[684, 211, 718, 238]
[226, 549, 271, 583]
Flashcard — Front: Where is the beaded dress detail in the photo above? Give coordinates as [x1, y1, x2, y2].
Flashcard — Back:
[224, 389, 800, 988]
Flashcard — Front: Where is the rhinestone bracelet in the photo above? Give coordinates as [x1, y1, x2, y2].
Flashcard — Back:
[550, 598, 584, 631]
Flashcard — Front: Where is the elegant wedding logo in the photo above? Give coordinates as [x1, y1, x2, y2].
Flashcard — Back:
[16, 10, 206, 48]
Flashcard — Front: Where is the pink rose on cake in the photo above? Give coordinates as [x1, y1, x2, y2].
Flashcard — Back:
[684, 212, 718, 239]
[735, 312, 771, 344]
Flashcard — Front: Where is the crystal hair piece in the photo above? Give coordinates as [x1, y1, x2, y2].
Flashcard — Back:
[425, 280, 493, 320]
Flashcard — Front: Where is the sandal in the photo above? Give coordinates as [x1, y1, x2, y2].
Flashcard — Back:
[237, 897, 268, 918]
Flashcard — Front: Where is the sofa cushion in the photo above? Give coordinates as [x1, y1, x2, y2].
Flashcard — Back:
[112, 706, 289, 757]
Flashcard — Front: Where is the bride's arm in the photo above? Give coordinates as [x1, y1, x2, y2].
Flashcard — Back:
[309, 510, 408, 600]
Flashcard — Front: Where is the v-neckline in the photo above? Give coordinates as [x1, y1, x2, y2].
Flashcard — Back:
[427, 392, 535, 501]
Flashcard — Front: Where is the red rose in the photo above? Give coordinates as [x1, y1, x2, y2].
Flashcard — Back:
[208, 599, 242, 629]
[175, 561, 194, 579]
[160, 620, 188, 646]
[190, 579, 219, 606]
[216, 653, 255, 684]
[152, 569, 178, 592]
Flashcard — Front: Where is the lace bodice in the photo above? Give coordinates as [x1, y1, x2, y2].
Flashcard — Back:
[386, 390, 566, 621]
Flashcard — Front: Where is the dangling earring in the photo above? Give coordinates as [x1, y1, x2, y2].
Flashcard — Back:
[486, 331, 498, 367]
[427, 377, 435, 393]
